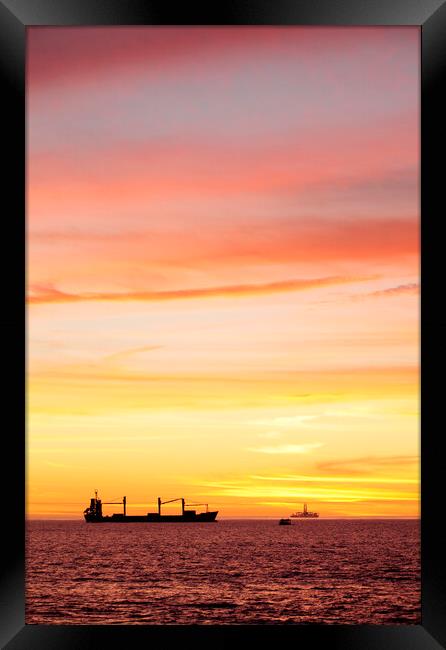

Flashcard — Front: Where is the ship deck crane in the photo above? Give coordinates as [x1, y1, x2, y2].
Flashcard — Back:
[102, 496, 126, 516]
[158, 497, 185, 515]
[185, 502, 209, 513]
[157, 498, 209, 515]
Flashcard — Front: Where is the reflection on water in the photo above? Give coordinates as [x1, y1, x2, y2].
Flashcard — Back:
[26, 519, 420, 625]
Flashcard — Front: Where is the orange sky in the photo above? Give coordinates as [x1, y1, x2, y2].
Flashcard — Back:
[27, 27, 420, 518]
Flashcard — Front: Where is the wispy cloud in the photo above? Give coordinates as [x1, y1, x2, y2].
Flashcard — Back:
[251, 415, 318, 427]
[28, 276, 370, 305]
[323, 408, 381, 419]
[104, 345, 163, 362]
[257, 431, 282, 439]
[356, 283, 419, 300]
[249, 473, 418, 485]
[247, 442, 323, 454]
[316, 455, 418, 476]
[190, 477, 417, 502]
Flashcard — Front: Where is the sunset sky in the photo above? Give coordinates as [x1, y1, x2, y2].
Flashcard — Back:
[27, 27, 420, 518]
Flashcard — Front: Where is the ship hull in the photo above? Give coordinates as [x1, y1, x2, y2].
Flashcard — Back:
[85, 511, 218, 523]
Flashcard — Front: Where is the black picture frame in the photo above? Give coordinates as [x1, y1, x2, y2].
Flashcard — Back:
[1, 1, 445, 647]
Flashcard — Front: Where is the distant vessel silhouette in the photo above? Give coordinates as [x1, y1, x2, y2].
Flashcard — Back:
[84, 491, 218, 523]
[279, 518, 292, 525]
[290, 503, 319, 518]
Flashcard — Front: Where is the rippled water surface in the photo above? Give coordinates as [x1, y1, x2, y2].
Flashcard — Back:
[26, 519, 420, 624]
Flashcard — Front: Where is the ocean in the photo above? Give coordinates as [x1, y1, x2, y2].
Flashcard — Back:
[26, 519, 420, 625]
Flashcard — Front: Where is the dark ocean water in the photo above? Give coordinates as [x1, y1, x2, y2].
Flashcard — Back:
[26, 519, 420, 625]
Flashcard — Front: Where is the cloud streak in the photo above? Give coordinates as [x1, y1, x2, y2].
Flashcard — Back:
[247, 442, 323, 455]
[28, 275, 371, 305]
[191, 478, 416, 502]
[366, 283, 419, 298]
[28, 27, 418, 91]
[249, 473, 418, 485]
[316, 455, 419, 476]
[252, 415, 318, 427]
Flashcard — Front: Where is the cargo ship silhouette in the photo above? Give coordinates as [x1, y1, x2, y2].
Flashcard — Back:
[84, 491, 218, 523]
